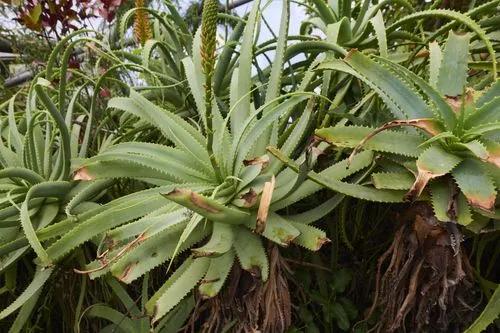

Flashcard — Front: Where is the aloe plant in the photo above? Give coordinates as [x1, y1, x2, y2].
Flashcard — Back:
[1, 1, 498, 331]
[271, 30, 498, 331]
[0, 1, 383, 329]
[0, 77, 115, 329]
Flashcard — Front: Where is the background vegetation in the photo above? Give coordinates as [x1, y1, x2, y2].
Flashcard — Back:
[0, 0, 499, 332]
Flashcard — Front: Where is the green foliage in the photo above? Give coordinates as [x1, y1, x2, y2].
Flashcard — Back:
[315, 32, 499, 229]
[0, 0, 499, 331]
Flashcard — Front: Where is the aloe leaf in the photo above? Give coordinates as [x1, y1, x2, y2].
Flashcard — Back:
[310, 0, 336, 24]
[287, 194, 345, 225]
[213, 19, 245, 95]
[272, 150, 373, 209]
[456, 193, 473, 226]
[0, 168, 44, 185]
[146, 257, 210, 323]
[429, 180, 451, 222]
[455, 140, 489, 160]
[269, 96, 314, 174]
[106, 205, 182, 242]
[289, 222, 329, 251]
[464, 284, 500, 333]
[430, 179, 472, 225]
[75, 151, 212, 184]
[8, 285, 43, 333]
[321, 51, 432, 120]
[153, 295, 194, 333]
[373, 56, 457, 130]
[464, 122, 500, 139]
[436, 31, 470, 97]
[234, 226, 269, 281]
[406, 145, 462, 201]
[254, 212, 300, 247]
[182, 56, 206, 128]
[316, 125, 424, 157]
[0, 267, 54, 320]
[106, 277, 142, 317]
[370, 10, 387, 58]
[108, 90, 210, 170]
[477, 79, 500, 108]
[465, 97, 500, 129]
[192, 223, 234, 257]
[20, 181, 72, 265]
[35, 84, 71, 180]
[452, 159, 496, 211]
[198, 250, 235, 298]
[110, 220, 207, 284]
[232, 0, 261, 135]
[162, 188, 250, 225]
[264, 0, 289, 104]
[268, 147, 404, 203]
[45, 191, 167, 263]
[7, 95, 23, 153]
[429, 41, 442, 88]
[65, 179, 114, 216]
[86, 305, 138, 333]
[372, 172, 415, 190]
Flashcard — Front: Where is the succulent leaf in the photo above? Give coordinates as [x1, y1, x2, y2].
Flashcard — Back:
[234, 226, 269, 281]
[316, 125, 424, 157]
[405, 145, 462, 201]
[146, 257, 210, 323]
[198, 250, 235, 298]
[452, 159, 496, 211]
[372, 172, 415, 190]
[436, 31, 470, 97]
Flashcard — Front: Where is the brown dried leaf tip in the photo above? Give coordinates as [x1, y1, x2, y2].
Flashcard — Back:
[255, 176, 275, 234]
[73, 167, 93, 181]
[243, 154, 270, 169]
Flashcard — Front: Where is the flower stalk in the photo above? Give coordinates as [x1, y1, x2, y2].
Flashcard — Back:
[201, 0, 222, 182]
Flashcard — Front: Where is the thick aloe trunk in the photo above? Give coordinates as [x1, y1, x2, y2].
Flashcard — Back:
[192, 245, 292, 333]
[368, 203, 479, 332]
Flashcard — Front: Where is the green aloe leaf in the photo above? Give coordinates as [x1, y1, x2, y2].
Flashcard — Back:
[257, 212, 300, 247]
[436, 31, 470, 97]
[108, 90, 211, 171]
[231, 0, 260, 135]
[452, 159, 496, 211]
[192, 223, 234, 257]
[316, 125, 424, 157]
[146, 257, 210, 323]
[465, 97, 500, 129]
[0, 267, 54, 320]
[20, 181, 72, 265]
[429, 41, 442, 88]
[161, 188, 250, 225]
[370, 10, 387, 58]
[320, 50, 433, 120]
[289, 222, 329, 251]
[234, 226, 269, 281]
[268, 147, 404, 203]
[372, 172, 415, 190]
[464, 284, 500, 333]
[406, 145, 462, 201]
[110, 220, 207, 284]
[429, 180, 472, 225]
[86, 305, 138, 333]
[198, 250, 235, 298]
